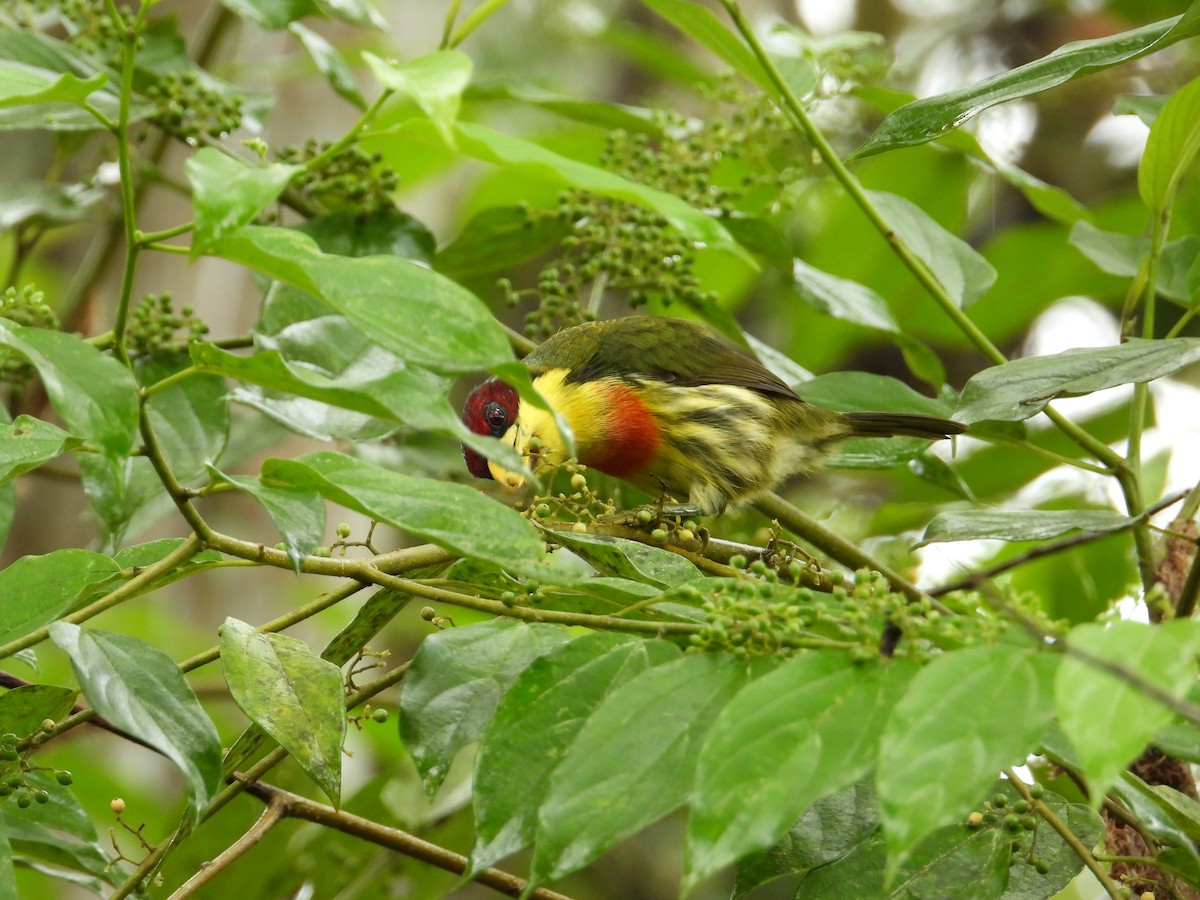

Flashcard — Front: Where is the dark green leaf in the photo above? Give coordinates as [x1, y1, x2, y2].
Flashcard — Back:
[1139, 72, 1200, 213]
[219, 617, 345, 805]
[141, 359, 229, 482]
[0, 322, 138, 458]
[684, 655, 916, 892]
[856, 11, 1200, 157]
[288, 22, 366, 108]
[0, 550, 121, 647]
[209, 467, 324, 573]
[0, 416, 81, 486]
[1058, 620, 1200, 802]
[918, 508, 1133, 546]
[295, 209, 436, 262]
[793, 780, 1100, 900]
[1113, 771, 1200, 856]
[531, 654, 765, 885]
[868, 190, 996, 308]
[0, 62, 104, 107]
[48, 623, 221, 821]
[0, 684, 76, 737]
[186, 148, 301, 257]
[1114, 93, 1168, 126]
[208, 225, 513, 372]
[878, 647, 1057, 872]
[262, 451, 545, 569]
[956, 338, 1200, 423]
[732, 781, 879, 899]
[797, 371, 955, 417]
[469, 633, 680, 876]
[400, 619, 570, 794]
[434, 205, 569, 280]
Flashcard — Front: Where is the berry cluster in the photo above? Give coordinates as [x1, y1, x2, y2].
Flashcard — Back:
[277, 141, 400, 216]
[146, 71, 244, 142]
[512, 81, 802, 339]
[0, 724, 73, 810]
[0, 285, 59, 385]
[127, 292, 208, 355]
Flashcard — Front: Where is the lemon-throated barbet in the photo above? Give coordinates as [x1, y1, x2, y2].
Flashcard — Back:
[461, 316, 964, 515]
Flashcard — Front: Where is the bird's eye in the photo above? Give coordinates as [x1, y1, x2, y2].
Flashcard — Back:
[483, 401, 509, 434]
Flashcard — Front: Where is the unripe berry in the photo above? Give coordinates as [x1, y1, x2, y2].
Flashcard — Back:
[110, 798, 126, 814]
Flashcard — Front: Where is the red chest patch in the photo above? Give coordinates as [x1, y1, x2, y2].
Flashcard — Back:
[582, 384, 660, 478]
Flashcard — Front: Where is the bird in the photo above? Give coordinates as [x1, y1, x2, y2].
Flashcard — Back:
[461, 316, 964, 516]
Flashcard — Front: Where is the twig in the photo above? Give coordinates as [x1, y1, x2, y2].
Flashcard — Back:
[932, 490, 1188, 597]
[1006, 770, 1121, 899]
[238, 780, 575, 900]
[166, 797, 285, 899]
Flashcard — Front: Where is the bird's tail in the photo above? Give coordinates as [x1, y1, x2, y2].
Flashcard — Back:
[843, 411, 965, 441]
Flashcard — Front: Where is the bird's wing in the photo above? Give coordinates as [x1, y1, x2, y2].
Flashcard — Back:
[537, 317, 800, 400]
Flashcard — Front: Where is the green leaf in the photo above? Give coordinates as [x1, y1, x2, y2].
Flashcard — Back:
[0, 322, 138, 458]
[732, 781, 879, 899]
[956, 337, 1200, 423]
[141, 358, 229, 482]
[0, 550, 121, 648]
[364, 50, 472, 144]
[1070, 221, 1200, 306]
[208, 225, 513, 372]
[918, 508, 1133, 546]
[218, 0, 320, 30]
[877, 647, 1057, 873]
[1139, 73, 1200, 214]
[189, 342, 494, 456]
[0, 416, 81, 486]
[531, 653, 764, 886]
[1057, 619, 1200, 803]
[48, 623, 221, 821]
[797, 371, 955, 417]
[868, 190, 996, 308]
[791, 780, 1101, 900]
[434, 205, 569, 281]
[317, 0, 387, 29]
[543, 530, 701, 587]
[684, 655, 916, 893]
[641, 0, 772, 92]
[185, 148, 302, 257]
[0, 819, 13, 900]
[406, 119, 748, 261]
[469, 633, 680, 876]
[0, 684, 76, 737]
[262, 451, 545, 569]
[219, 617, 345, 805]
[288, 22, 365, 109]
[295, 208, 435, 262]
[400, 619, 570, 795]
[468, 81, 665, 135]
[1113, 770, 1200, 856]
[0, 62, 105, 108]
[0, 181, 104, 230]
[208, 467, 324, 573]
[856, 10, 1200, 157]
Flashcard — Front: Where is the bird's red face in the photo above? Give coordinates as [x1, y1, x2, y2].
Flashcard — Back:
[461, 379, 520, 479]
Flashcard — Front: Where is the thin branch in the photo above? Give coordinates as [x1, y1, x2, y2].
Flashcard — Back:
[1006, 770, 1122, 900]
[931, 490, 1188, 597]
[166, 798, 285, 899]
[0, 535, 203, 661]
[754, 492, 949, 613]
[238, 780, 574, 900]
